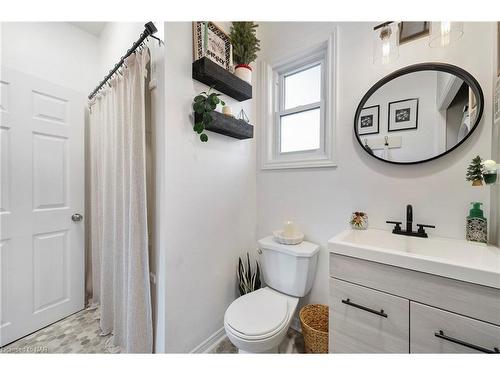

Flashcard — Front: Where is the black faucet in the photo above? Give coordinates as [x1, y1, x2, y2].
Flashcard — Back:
[387, 204, 435, 238]
[406, 204, 413, 233]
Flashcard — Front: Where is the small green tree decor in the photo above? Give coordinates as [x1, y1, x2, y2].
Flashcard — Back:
[229, 22, 260, 84]
[229, 22, 261, 66]
[192, 88, 225, 142]
[466, 155, 485, 186]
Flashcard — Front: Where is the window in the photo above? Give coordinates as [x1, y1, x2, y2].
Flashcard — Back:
[279, 63, 322, 153]
[260, 34, 337, 169]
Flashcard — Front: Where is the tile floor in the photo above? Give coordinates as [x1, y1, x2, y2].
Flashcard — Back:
[2, 308, 305, 354]
[1, 308, 118, 354]
[211, 327, 305, 353]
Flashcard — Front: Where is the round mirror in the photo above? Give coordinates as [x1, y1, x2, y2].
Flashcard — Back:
[354, 63, 484, 165]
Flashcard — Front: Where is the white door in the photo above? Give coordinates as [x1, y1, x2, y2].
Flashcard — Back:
[0, 67, 84, 346]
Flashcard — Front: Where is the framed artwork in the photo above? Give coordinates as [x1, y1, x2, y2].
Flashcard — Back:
[192, 21, 231, 69]
[357, 105, 380, 135]
[388, 98, 419, 132]
[399, 22, 430, 45]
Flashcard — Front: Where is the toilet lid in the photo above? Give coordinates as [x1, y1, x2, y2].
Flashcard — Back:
[225, 288, 289, 337]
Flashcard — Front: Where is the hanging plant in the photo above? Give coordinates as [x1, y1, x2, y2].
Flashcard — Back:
[466, 155, 485, 186]
[192, 87, 225, 142]
[237, 252, 261, 296]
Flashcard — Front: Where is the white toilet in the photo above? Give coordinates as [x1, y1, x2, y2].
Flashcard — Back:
[224, 236, 319, 353]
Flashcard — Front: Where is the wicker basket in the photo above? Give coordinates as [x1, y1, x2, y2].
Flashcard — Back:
[299, 304, 329, 353]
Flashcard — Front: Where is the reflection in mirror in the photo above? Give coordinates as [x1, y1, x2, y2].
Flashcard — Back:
[354, 64, 483, 164]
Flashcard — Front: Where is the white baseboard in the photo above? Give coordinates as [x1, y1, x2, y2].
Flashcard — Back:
[190, 327, 227, 354]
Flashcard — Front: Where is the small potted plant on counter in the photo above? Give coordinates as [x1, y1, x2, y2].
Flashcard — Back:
[229, 22, 260, 84]
[350, 212, 368, 230]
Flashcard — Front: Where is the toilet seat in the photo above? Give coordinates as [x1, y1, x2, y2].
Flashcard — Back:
[225, 288, 290, 340]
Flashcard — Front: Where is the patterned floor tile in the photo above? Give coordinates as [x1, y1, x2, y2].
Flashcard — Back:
[0, 308, 119, 354]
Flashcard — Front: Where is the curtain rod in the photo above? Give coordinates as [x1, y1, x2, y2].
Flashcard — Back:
[88, 21, 159, 100]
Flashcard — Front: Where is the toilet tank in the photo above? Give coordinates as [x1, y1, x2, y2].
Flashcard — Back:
[257, 236, 320, 297]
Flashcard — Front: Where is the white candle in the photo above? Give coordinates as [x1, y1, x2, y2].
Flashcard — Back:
[222, 105, 232, 116]
[283, 221, 296, 237]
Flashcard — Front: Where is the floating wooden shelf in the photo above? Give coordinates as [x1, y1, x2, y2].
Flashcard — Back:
[192, 57, 252, 102]
[195, 111, 253, 140]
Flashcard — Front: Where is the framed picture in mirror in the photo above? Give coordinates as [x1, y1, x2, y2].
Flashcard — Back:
[399, 22, 430, 45]
[357, 105, 380, 135]
[388, 98, 419, 132]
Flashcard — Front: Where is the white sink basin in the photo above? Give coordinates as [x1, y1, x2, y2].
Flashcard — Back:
[328, 229, 500, 289]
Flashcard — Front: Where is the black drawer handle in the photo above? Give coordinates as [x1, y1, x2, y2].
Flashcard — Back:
[341, 298, 388, 318]
[434, 330, 500, 354]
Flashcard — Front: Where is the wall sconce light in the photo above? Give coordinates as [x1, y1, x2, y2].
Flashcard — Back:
[373, 22, 399, 65]
[429, 22, 464, 48]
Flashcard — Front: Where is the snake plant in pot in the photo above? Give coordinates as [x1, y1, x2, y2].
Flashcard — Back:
[237, 252, 261, 296]
[229, 22, 260, 84]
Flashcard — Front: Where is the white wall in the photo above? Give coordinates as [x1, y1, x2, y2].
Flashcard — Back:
[163, 22, 257, 353]
[257, 22, 495, 308]
[1, 22, 100, 94]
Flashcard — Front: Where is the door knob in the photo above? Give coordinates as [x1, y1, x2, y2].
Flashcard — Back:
[71, 213, 83, 222]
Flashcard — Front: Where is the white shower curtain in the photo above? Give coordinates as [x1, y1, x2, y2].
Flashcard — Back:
[89, 50, 152, 353]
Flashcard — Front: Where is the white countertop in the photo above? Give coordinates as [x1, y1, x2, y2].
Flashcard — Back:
[328, 229, 500, 289]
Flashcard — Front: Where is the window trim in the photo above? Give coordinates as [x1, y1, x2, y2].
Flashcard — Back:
[260, 31, 337, 170]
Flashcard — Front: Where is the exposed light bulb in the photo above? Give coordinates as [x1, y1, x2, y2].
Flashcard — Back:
[373, 23, 398, 65]
[379, 25, 393, 64]
[440, 22, 451, 46]
[382, 41, 391, 64]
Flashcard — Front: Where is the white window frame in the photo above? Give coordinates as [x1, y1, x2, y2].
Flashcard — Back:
[260, 32, 337, 169]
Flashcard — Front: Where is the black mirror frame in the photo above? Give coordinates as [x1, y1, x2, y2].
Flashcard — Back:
[354, 62, 484, 165]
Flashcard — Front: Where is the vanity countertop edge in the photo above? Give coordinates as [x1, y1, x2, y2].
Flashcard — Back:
[328, 229, 500, 289]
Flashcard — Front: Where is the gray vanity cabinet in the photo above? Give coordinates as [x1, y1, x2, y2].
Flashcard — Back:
[329, 278, 409, 353]
[329, 253, 500, 354]
[410, 302, 500, 353]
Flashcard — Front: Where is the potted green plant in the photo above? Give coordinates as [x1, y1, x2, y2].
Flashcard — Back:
[192, 87, 225, 142]
[237, 252, 261, 296]
[229, 22, 260, 84]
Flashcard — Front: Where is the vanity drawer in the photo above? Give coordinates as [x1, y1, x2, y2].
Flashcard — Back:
[329, 278, 409, 353]
[330, 253, 500, 325]
[410, 302, 500, 353]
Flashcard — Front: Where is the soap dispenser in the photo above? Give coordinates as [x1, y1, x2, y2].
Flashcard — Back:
[466, 202, 487, 243]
